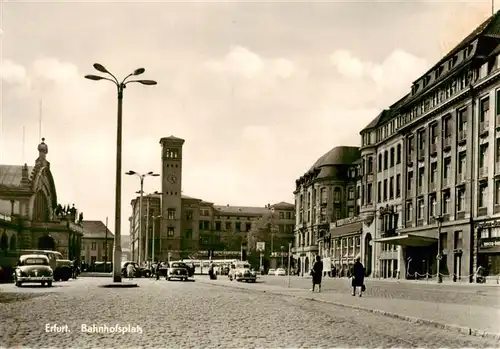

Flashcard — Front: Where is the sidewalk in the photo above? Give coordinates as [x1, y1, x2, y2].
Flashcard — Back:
[197, 278, 500, 340]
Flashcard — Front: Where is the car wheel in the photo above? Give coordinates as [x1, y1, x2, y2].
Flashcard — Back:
[166, 277, 171, 281]
[15, 279, 22, 287]
[47, 281, 52, 287]
[41, 282, 46, 286]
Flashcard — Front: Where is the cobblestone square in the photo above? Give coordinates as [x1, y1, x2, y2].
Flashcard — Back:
[1, 277, 499, 348]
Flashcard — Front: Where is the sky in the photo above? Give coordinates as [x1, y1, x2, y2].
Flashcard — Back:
[0, 0, 494, 235]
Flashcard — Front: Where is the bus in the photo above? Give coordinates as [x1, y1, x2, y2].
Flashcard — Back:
[181, 259, 238, 275]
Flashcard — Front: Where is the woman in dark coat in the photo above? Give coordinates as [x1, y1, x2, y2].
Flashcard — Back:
[351, 257, 365, 297]
[311, 255, 323, 292]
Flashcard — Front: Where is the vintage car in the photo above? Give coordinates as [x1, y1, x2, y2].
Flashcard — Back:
[121, 261, 150, 278]
[14, 250, 72, 281]
[14, 254, 54, 287]
[228, 262, 256, 282]
[166, 262, 189, 281]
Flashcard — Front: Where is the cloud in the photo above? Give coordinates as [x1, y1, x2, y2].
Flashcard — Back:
[33, 58, 79, 82]
[0, 59, 28, 85]
[330, 48, 428, 101]
[204, 46, 297, 80]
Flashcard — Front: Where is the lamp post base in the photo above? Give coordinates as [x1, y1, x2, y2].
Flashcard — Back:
[113, 248, 122, 282]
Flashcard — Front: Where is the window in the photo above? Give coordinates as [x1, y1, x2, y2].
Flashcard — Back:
[407, 171, 414, 191]
[389, 177, 394, 199]
[348, 188, 355, 200]
[429, 195, 437, 218]
[458, 107, 467, 131]
[167, 208, 176, 220]
[383, 179, 388, 201]
[320, 188, 327, 203]
[377, 182, 382, 203]
[396, 174, 401, 197]
[430, 123, 438, 144]
[406, 202, 413, 221]
[215, 221, 221, 231]
[430, 162, 437, 186]
[480, 97, 490, 122]
[235, 222, 241, 232]
[480, 144, 489, 169]
[443, 157, 451, 185]
[418, 130, 426, 150]
[384, 151, 388, 170]
[442, 191, 451, 214]
[390, 148, 395, 167]
[443, 116, 452, 137]
[356, 186, 360, 200]
[91, 242, 96, 251]
[418, 167, 425, 188]
[378, 154, 383, 172]
[279, 211, 284, 219]
[225, 221, 231, 231]
[457, 188, 466, 212]
[348, 207, 354, 217]
[368, 156, 373, 173]
[496, 180, 500, 205]
[335, 209, 341, 221]
[407, 136, 414, 156]
[184, 229, 193, 239]
[185, 211, 193, 221]
[396, 144, 401, 164]
[333, 188, 341, 202]
[479, 184, 488, 208]
[167, 227, 175, 237]
[417, 199, 424, 220]
[367, 183, 373, 204]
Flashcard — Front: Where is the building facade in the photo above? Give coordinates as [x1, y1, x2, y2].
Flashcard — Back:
[292, 146, 360, 275]
[0, 139, 83, 270]
[128, 136, 295, 265]
[361, 11, 500, 282]
[80, 220, 114, 264]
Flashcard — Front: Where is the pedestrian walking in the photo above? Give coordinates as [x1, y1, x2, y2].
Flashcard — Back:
[126, 263, 136, 280]
[351, 257, 365, 297]
[155, 261, 161, 280]
[310, 255, 323, 292]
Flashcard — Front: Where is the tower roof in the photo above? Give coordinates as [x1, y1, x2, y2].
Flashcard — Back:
[160, 135, 185, 145]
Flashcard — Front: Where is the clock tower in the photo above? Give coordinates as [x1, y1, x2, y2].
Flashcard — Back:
[159, 135, 184, 260]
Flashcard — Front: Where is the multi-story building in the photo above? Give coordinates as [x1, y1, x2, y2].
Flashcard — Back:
[128, 136, 295, 265]
[361, 11, 500, 281]
[292, 146, 360, 275]
[80, 220, 113, 265]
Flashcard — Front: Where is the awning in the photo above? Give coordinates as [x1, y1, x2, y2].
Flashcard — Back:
[479, 246, 500, 254]
[329, 222, 363, 238]
[373, 234, 437, 247]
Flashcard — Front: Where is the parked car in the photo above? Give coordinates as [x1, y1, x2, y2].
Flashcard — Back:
[121, 261, 150, 278]
[166, 262, 189, 281]
[275, 268, 287, 276]
[267, 268, 276, 275]
[14, 254, 53, 287]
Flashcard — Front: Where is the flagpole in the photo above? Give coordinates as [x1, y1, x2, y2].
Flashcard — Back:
[39, 100, 42, 141]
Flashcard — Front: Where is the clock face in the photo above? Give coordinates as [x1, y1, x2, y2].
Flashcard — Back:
[167, 173, 177, 184]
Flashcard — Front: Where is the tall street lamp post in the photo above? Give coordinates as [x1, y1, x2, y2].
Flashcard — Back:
[435, 214, 444, 284]
[152, 214, 162, 262]
[126, 171, 160, 265]
[143, 190, 161, 264]
[280, 245, 284, 268]
[85, 63, 157, 283]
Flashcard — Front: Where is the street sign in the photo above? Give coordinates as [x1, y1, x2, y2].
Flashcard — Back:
[256, 242, 265, 251]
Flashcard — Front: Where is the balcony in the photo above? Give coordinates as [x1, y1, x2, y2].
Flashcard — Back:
[443, 137, 452, 151]
[479, 167, 488, 179]
[479, 120, 489, 136]
[430, 143, 438, 156]
[458, 130, 467, 144]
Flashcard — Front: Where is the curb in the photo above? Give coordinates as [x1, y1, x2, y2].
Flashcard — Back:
[198, 280, 500, 341]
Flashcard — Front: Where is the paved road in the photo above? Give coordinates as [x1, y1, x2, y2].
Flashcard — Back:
[0, 277, 498, 348]
[258, 275, 500, 307]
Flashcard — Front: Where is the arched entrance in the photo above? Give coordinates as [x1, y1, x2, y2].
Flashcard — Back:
[364, 233, 373, 276]
[1, 231, 8, 250]
[297, 257, 301, 274]
[9, 234, 17, 250]
[305, 256, 310, 274]
[38, 235, 56, 250]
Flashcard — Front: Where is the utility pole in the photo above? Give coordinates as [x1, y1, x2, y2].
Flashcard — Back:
[104, 216, 108, 265]
[436, 215, 443, 283]
[287, 242, 292, 288]
[145, 195, 150, 266]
